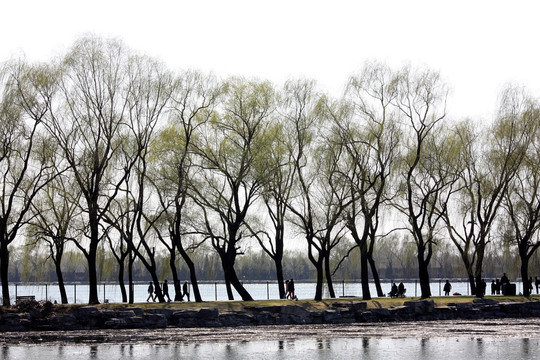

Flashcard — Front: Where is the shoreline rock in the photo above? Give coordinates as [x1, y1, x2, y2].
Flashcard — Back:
[2, 298, 540, 332]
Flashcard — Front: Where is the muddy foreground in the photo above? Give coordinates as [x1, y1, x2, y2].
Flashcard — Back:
[2, 318, 540, 345]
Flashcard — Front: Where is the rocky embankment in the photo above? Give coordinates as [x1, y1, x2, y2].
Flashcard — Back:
[2, 298, 540, 332]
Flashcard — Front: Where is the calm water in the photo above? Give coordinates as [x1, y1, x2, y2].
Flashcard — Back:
[6, 280, 525, 304]
[1, 337, 539, 360]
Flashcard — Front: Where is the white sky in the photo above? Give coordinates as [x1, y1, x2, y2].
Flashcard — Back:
[2, 0, 540, 121]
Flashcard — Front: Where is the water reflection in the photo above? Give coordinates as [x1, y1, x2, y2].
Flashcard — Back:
[2, 337, 540, 360]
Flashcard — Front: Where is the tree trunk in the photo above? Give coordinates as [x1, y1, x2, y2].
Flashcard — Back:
[55, 260, 68, 304]
[275, 258, 285, 299]
[117, 256, 127, 303]
[360, 242, 371, 300]
[128, 250, 135, 304]
[520, 250, 530, 297]
[176, 240, 202, 302]
[219, 249, 253, 301]
[367, 255, 384, 297]
[468, 273, 476, 296]
[314, 260, 324, 301]
[1, 241, 11, 306]
[87, 240, 100, 305]
[418, 251, 431, 298]
[324, 251, 336, 298]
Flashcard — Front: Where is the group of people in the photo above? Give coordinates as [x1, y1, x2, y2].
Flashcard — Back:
[389, 282, 406, 298]
[285, 279, 297, 300]
[147, 279, 190, 302]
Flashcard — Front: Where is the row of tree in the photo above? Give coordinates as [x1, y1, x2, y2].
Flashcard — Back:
[13, 234, 540, 285]
[1, 36, 540, 305]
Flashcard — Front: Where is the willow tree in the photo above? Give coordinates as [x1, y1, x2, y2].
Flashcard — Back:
[149, 70, 222, 302]
[392, 66, 449, 299]
[28, 173, 81, 304]
[333, 62, 400, 300]
[442, 87, 535, 297]
[282, 79, 348, 301]
[499, 91, 540, 296]
[191, 77, 275, 301]
[45, 37, 142, 304]
[0, 61, 57, 306]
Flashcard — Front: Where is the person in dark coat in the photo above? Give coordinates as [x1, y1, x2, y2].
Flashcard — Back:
[443, 280, 452, 296]
[147, 282, 155, 302]
[289, 279, 296, 300]
[162, 279, 171, 302]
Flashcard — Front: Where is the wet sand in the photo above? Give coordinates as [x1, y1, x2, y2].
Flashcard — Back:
[3, 318, 540, 345]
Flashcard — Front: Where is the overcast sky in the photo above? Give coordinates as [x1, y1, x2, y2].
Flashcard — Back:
[2, 0, 540, 121]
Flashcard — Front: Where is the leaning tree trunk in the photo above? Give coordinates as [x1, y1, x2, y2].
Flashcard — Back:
[176, 240, 203, 302]
[367, 255, 384, 297]
[219, 249, 253, 301]
[55, 260, 68, 304]
[324, 250, 336, 298]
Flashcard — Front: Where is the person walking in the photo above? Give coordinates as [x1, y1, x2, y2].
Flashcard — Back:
[443, 280, 452, 296]
[285, 280, 290, 299]
[183, 281, 190, 302]
[147, 282, 155, 302]
[162, 279, 171, 302]
[289, 279, 296, 300]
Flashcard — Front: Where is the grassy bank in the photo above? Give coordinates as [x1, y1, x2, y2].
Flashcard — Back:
[90, 295, 540, 313]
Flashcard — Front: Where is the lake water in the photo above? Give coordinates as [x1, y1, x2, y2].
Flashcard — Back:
[5, 280, 527, 304]
[2, 337, 540, 360]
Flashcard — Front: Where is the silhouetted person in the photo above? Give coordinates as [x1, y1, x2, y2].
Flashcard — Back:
[398, 282, 406, 297]
[289, 279, 296, 300]
[162, 279, 171, 302]
[501, 273, 510, 295]
[443, 280, 452, 296]
[536, 276, 540, 294]
[147, 282, 155, 302]
[390, 283, 398, 298]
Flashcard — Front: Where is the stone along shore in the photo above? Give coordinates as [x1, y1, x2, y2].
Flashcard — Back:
[2, 298, 540, 332]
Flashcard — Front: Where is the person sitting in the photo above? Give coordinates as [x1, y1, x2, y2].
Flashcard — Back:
[397, 282, 406, 297]
[389, 283, 398, 298]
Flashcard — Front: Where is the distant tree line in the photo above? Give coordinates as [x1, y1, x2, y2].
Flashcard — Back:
[1, 36, 540, 305]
